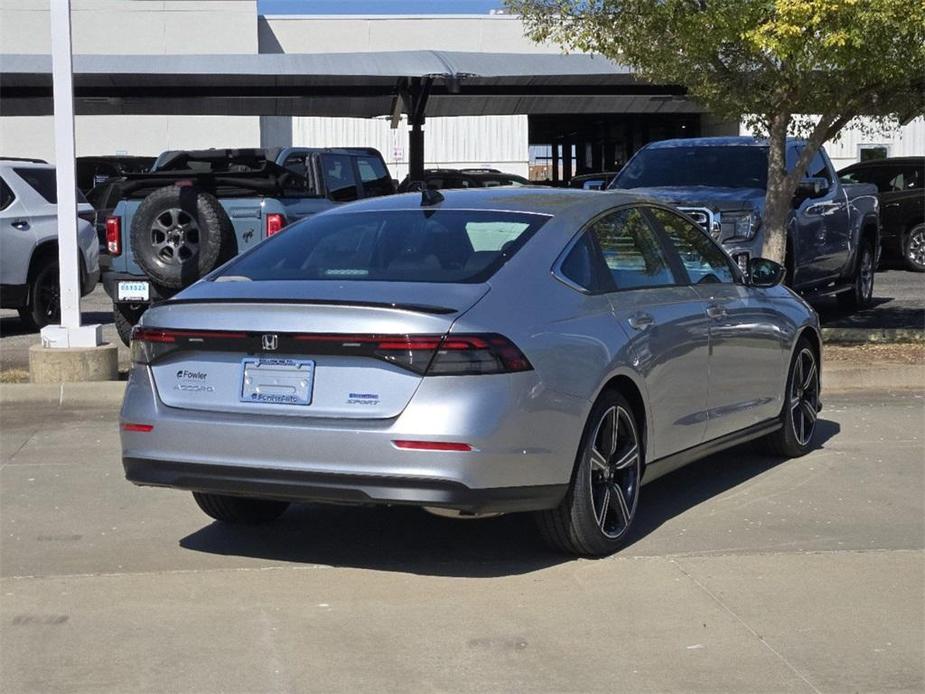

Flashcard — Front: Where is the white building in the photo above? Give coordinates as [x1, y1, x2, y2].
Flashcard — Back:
[1, 1, 921, 179]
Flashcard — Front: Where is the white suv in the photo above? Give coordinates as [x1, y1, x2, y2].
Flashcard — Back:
[0, 159, 100, 329]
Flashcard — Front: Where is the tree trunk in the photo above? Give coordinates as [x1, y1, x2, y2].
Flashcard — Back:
[761, 112, 792, 265]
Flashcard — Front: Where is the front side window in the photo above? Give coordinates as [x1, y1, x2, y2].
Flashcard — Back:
[648, 207, 737, 285]
[321, 154, 359, 202]
[216, 209, 548, 284]
[590, 207, 678, 290]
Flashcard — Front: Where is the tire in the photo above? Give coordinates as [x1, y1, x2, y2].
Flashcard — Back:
[764, 338, 820, 458]
[536, 390, 643, 557]
[903, 224, 925, 273]
[18, 260, 60, 331]
[837, 240, 875, 311]
[130, 186, 235, 290]
[192, 492, 289, 525]
[113, 303, 145, 346]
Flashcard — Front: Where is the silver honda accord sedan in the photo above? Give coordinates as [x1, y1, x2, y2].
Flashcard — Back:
[121, 188, 822, 556]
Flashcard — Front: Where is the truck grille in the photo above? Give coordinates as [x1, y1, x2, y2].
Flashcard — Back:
[678, 207, 721, 240]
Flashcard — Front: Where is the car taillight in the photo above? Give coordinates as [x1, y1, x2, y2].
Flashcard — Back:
[426, 334, 532, 375]
[106, 216, 121, 255]
[266, 213, 285, 237]
[131, 327, 248, 364]
[130, 327, 532, 375]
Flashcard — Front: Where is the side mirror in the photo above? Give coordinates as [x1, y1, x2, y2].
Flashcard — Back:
[793, 177, 830, 205]
[747, 257, 785, 288]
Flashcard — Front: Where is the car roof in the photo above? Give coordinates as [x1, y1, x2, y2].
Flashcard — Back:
[323, 186, 644, 218]
[840, 156, 925, 170]
[0, 160, 54, 170]
[643, 136, 808, 149]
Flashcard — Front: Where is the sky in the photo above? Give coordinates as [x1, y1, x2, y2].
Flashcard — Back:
[258, 1, 507, 14]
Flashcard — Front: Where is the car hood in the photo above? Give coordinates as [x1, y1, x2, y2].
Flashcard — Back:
[624, 186, 766, 211]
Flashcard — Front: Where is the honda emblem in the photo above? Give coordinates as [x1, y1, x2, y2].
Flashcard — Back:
[261, 334, 278, 351]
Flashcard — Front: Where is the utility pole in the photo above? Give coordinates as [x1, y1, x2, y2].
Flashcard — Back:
[43, 0, 101, 348]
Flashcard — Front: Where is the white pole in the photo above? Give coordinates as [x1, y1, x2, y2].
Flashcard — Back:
[44, 0, 101, 348]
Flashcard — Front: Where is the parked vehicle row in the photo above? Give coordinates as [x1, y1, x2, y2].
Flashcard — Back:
[120, 187, 822, 556]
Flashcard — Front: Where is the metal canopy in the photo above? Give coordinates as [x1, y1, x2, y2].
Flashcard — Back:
[0, 51, 699, 118]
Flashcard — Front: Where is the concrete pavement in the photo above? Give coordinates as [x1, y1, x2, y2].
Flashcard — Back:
[1, 390, 922, 693]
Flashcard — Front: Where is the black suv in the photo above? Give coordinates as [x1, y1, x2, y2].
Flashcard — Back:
[840, 157, 925, 272]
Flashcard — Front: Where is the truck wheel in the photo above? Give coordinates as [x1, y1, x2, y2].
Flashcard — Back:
[131, 186, 235, 290]
[838, 241, 875, 311]
[113, 303, 145, 346]
[903, 224, 925, 273]
[192, 492, 289, 524]
[18, 260, 60, 331]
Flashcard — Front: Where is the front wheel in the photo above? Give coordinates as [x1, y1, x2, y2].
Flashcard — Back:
[903, 224, 925, 273]
[192, 492, 289, 524]
[764, 340, 820, 458]
[536, 391, 643, 556]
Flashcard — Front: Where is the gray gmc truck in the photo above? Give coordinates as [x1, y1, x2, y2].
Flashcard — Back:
[610, 137, 880, 309]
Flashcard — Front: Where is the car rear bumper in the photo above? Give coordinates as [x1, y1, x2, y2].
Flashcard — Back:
[123, 457, 566, 513]
[120, 365, 585, 513]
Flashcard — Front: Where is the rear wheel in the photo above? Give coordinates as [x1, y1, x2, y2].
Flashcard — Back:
[192, 492, 289, 524]
[536, 391, 643, 557]
[838, 241, 875, 310]
[19, 260, 60, 331]
[764, 339, 820, 458]
[903, 224, 925, 272]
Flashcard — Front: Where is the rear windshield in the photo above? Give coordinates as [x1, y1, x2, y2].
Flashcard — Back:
[216, 209, 549, 283]
[612, 146, 769, 190]
[13, 168, 89, 205]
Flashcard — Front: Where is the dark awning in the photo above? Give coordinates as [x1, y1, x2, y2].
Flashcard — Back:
[0, 51, 701, 117]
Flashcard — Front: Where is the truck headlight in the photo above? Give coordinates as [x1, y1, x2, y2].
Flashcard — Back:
[723, 210, 761, 241]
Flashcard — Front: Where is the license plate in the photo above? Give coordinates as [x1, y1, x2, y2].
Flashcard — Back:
[117, 281, 150, 302]
[240, 358, 314, 406]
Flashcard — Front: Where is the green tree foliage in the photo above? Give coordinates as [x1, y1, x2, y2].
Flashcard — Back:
[506, 0, 925, 262]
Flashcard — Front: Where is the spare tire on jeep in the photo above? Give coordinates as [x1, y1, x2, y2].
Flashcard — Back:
[130, 185, 235, 290]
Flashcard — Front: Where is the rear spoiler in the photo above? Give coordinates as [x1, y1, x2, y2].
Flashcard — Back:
[159, 297, 459, 316]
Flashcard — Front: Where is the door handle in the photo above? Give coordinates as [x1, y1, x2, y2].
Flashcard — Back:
[706, 303, 727, 320]
[11, 219, 30, 231]
[627, 312, 655, 331]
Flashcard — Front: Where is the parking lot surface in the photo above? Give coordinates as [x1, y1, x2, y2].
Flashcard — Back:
[1, 389, 922, 693]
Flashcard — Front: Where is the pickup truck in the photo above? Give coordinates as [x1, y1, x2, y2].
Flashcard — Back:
[609, 136, 880, 309]
[102, 147, 395, 343]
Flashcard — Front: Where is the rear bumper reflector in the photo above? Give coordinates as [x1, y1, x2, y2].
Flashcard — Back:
[392, 440, 473, 452]
[121, 423, 154, 433]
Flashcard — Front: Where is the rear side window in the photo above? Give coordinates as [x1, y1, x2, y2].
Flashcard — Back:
[217, 209, 549, 283]
[321, 154, 359, 202]
[0, 176, 14, 211]
[14, 167, 57, 203]
[356, 156, 394, 198]
[12, 168, 88, 205]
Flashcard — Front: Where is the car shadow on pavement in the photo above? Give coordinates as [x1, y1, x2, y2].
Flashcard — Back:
[625, 418, 841, 551]
[179, 419, 840, 577]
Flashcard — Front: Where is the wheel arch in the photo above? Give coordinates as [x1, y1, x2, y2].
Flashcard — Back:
[795, 325, 822, 386]
[596, 371, 650, 466]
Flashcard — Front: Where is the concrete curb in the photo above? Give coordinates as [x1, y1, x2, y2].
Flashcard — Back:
[0, 381, 126, 407]
[823, 363, 924, 393]
[822, 327, 925, 344]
